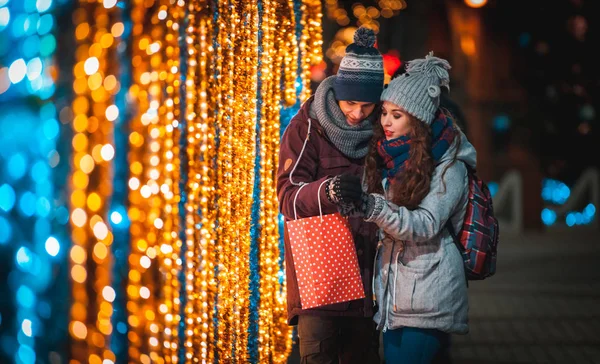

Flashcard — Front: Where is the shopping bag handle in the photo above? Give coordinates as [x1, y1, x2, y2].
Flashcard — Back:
[293, 183, 309, 221]
[292, 178, 332, 222]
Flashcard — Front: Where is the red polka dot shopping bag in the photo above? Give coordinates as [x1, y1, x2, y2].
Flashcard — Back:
[286, 179, 365, 310]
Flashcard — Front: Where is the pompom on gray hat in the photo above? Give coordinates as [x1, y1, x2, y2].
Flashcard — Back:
[333, 27, 384, 103]
[381, 51, 451, 124]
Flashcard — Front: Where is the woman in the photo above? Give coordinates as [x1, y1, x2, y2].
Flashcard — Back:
[361, 52, 477, 363]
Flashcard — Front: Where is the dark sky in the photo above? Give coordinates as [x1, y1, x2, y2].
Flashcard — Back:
[328, 0, 599, 184]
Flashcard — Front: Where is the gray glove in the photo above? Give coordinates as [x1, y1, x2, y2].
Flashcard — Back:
[362, 193, 385, 221]
[362, 193, 376, 217]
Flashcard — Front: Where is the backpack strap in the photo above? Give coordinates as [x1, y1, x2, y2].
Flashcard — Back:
[445, 220, 469, 287]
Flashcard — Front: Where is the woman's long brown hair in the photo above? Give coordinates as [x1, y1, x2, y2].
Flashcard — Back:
[365, 112, 435, 210]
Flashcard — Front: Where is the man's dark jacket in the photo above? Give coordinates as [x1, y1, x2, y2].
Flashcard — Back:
[277, 97, 379, 325]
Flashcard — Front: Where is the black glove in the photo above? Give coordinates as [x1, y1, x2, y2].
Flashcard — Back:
[326, 174, 362, 204]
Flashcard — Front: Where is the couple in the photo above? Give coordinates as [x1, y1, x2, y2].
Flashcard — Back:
[277, 27, 475, 364]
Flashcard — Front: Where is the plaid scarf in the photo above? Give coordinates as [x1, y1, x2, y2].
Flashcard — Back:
[376, 111, 456, 183]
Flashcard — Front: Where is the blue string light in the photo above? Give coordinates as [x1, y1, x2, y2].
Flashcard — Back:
[211, 5, 221, 361]
[247, 0, 264, 360]
[0, 0, 64, 363]
[177, 6, 189, 363]
[109, 2, 133, 361]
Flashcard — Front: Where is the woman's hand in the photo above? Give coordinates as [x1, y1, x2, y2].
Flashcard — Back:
[362, 193, 386, 220]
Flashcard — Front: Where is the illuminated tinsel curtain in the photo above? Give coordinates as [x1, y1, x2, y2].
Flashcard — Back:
[64, 0, 322, 363]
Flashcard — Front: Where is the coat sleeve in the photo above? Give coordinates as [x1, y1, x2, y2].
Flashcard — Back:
[365, 161, 468, 242]
[277, 119, 339, 220]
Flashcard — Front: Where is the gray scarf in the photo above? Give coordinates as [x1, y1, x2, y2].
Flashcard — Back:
[309, 76, 376, 159]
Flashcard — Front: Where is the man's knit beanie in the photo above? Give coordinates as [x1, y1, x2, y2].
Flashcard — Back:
[381, 51, 451, 124]
[333, 27, 384, 103]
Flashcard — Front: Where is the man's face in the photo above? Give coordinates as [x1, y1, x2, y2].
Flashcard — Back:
[338, 100, 377, 126]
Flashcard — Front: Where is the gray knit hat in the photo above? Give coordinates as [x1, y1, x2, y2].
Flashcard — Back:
[333, 27, 384, 103]
[381, 51, 451, 124]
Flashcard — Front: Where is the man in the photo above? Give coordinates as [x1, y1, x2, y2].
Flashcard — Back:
[277, 27, 383, 364]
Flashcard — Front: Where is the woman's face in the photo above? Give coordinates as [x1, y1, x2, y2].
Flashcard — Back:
[380, 101, 413, 140]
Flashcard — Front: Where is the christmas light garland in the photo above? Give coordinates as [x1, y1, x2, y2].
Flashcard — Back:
[66, 0, 322, 362]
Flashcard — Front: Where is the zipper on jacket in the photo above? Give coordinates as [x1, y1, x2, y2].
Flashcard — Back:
[382, 181, 394, 333]
[382, 240, 396, 333]
[372, 241, 382, 303]
[383, 293, 390, 333]
[392, 251, 401, 312]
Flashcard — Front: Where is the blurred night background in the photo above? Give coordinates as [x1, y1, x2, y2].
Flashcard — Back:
[291, 0, 600, 362]
[315, 0, 599, 232]
[1, 0, 599, 363]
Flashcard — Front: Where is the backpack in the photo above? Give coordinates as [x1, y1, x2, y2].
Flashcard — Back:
[446, 164, 499, 281]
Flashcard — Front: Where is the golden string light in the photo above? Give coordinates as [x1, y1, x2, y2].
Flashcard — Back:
[256, 0, 297, 361]
[300, 0, 323, 102]
[214, 0, 241, 360]
[283, 0, 300, 107]
[325, 0, 406, 28]
[127, 1, 166, 363]
[69, 0, 323, 362]
[270, 3, 297, 359]
[187, 2, 217, 362]
[69, 2, 119, 363]
[231, 1, 259, 360]
[126, 0, 142, 358]
[257, 0, 276, 359]
[159, 1, 185, 362]
[324, 0, 351, 26]
[183, 1, 201, 362]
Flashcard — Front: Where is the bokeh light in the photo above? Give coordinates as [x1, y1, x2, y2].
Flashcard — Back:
[542, 178, 571, 205]
[0, 0, 64, 361]
[465, 0, 488, 8]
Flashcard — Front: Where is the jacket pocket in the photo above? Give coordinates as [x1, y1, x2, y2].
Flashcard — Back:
[393, 258, 440, 314]
[319, 156, 351, 175]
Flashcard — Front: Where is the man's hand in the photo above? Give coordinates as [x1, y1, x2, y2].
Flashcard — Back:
[327, 174, 362, 204]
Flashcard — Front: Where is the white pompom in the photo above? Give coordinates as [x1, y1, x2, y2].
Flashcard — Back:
[428, 85, 441, 98]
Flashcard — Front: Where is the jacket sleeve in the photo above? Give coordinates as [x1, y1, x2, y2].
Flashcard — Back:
[277, 119, 338, 220]
[365, 160, 468, 242]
